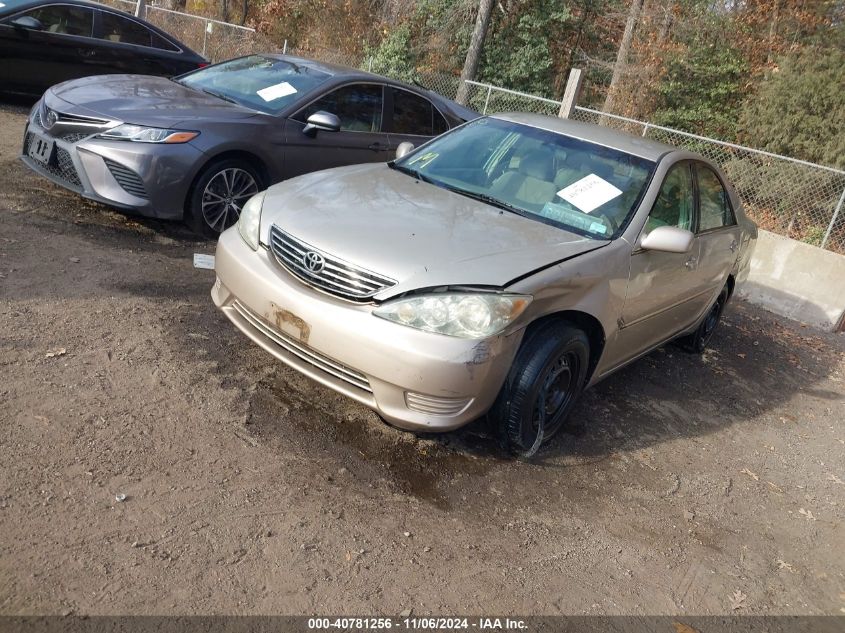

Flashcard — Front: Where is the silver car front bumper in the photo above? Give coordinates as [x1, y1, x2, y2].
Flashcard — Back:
[212, 227, 524, 432]
[20, 109, 204, 221]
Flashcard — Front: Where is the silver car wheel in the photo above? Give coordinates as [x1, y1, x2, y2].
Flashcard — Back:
[201, 167, 260, 233]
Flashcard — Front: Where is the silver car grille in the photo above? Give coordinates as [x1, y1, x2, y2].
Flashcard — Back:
[38, 104, 111, 139]
[232, 300, 372, 394]
[23, 132, 82, 188]
[268, 225, 396, 302]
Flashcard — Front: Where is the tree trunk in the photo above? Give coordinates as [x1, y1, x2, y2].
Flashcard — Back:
[455, 0, 495, 105]
[602, 0, 644, 116]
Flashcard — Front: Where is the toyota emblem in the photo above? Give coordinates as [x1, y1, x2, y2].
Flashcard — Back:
[44, 108, 58, 129]
[302, 251, 325, 273]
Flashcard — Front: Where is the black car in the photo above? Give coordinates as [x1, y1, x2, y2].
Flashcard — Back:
[0, 0, 207, 97]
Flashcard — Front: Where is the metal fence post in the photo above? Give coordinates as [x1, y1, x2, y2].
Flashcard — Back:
[367, 57, 372, 72]
[202, 19, 209, 57]
[641, 123, 650, 137]
[483, 85, 492, 114]
[282, 39, 287, 54]
[558, 68, 583, 119]
[820, 185, 845, 250]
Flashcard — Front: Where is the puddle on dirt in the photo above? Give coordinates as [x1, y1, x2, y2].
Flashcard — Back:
[247, 372, 498, 510]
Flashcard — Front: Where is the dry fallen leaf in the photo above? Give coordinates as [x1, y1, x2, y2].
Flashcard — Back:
[730, 589, 747, 610]
[798, 508, 816, 521]
[766, 481, 784, 493]
[827, 474, 844, 485]
[777, 559, 794, 572]
[672, 622, 701, 633]
[737, 353, 746, 359]
[45, 348, 66, 358]
[740, 468, 759, 481]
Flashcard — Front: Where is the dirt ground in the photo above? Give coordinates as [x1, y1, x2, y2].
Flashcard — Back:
[0, 101, 843, 617]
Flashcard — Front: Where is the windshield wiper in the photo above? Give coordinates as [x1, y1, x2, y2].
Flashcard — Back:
[199, 88, 239, 105]
[440, 185, 529, 218]
[388, 161, 435, 184]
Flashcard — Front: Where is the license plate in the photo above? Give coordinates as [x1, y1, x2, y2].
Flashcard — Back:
[28, 133, 54, 166]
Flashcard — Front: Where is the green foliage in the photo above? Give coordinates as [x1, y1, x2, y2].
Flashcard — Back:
[652, 26, 748, 138]
[478, 1, 571, 98]
[740, 43, 845, 169]
[363, 24, 417, 82]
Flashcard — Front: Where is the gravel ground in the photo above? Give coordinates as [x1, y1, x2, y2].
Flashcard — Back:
[0, 101, 843, 617]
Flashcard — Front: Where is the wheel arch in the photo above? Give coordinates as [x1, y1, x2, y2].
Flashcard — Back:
[183, 149, 271, 219]
[523, 310, 606, 383]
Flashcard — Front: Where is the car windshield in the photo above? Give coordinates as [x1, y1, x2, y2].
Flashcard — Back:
[393, 117, 655, 239]
[175, 55, 331, 115]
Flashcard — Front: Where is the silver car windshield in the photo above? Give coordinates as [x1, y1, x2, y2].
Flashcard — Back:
[393, 117, 656, 240]
[175, 55, 331, 115]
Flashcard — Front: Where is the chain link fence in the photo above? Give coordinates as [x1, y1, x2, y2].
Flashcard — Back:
[94, 0, 263, 59]
[90, 5, 845, 254]
[463, 80, 845, 254]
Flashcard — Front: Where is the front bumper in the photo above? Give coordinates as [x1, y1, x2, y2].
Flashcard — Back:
[212, 228, 524, 432]
[20, 114, 204, 221]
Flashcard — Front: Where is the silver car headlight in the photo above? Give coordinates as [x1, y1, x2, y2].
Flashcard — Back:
[237, 191, 266, 250]
[97, 124, 199, 143]
[373, 293, 532, 339]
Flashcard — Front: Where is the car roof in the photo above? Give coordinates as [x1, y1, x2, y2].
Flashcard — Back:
[261, 53, 479, 120]
[492, 112, 677, 161]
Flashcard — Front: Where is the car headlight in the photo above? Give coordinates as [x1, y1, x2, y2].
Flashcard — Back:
[373, 293, 532, 338]
[237, 191, 265, 250]
[97, 124, 199, 143]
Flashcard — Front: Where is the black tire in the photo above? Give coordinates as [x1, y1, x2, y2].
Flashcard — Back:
[186, 159, 263, 237]
[680, 285, 730, 353]
[491, 320, 590, 459]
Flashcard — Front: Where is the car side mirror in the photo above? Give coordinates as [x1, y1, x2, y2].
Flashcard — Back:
[10, 15, 45, 31]
[302, 111, 340, 136]
[640, 226, 694, 254]
[395, 142, 415, 159]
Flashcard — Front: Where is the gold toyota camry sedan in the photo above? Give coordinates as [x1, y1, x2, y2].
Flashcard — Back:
[212, 113, 757, 457]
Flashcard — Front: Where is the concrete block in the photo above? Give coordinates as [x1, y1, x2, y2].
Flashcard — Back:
[737, 229, 845, 332]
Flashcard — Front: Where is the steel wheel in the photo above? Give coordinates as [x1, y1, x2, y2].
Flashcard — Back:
[493, 321, 590, 459]
[521, 350, 580, 452]
[200, 167, 260, 233]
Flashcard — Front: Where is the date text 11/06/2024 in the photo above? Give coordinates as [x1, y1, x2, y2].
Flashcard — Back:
[307, 617, 528, 630]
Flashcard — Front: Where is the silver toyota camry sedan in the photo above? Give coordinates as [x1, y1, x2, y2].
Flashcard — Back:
[212, 113, 757, 457]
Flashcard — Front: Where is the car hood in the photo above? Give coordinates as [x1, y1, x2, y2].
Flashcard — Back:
[260, 163, 608, 297]
[47, 75, 256, 127]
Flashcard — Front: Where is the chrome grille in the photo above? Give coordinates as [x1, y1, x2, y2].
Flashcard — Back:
[232, 300, 372, 394]
[269, 225, 396, 301]
[104, 158, 148, 199]
[41, 103, 110, 127]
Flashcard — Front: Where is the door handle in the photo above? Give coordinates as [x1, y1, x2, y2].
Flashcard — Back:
[77, 48, 96, 57]
[685, 257, 697, 269]
[368, 142, 385, 151]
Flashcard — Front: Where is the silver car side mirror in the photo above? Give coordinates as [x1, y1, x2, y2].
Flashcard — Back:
[395, 142, 415, 159]
[302, 111, 341, 136]
[11, 15, 44, 30]
[640, 225, 694, 254]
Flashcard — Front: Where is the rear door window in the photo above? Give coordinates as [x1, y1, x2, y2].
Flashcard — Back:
[391, 88, 449, 136]
[100, 11, 157, 48]
[696, 164, 736, 231]
[22, 4, 94, 37]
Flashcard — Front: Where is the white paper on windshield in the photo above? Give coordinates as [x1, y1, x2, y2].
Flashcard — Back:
[557, 174, 622, 214]
[257, 82, 297, 102]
